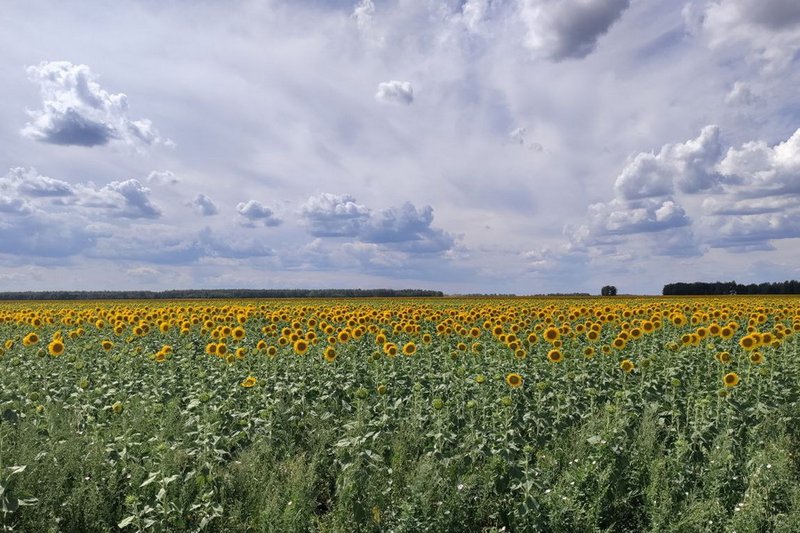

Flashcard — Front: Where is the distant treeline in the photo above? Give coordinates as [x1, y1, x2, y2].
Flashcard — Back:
[452, 293, 591, 298]
[0, 288, 445, 301]
[663, 280, 800, 296]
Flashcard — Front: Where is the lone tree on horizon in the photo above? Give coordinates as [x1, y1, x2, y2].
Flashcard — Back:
[601, 285, 618, 296]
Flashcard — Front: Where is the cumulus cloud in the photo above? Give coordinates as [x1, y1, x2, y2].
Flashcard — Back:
[146, 170, 180, 186]
[190, 193, 219, 216]
[716, 127, 800, 195]
[21, 61, 168, 148]
[236, 200, 281, 227]
[724, 81, 760, 106]
[300, 193, 370, 237]
[698, 0, 800, 68]
[1, 167, 74, 198]
[615, 125, 724, 197]
[587, 198, 691, 236]
[574, 125, 800, 257]
[519, 0, 631, 60]
[300, 193, 456, 254]
[77, 179, 162, 219]
[361, 203, 455, 253]
[375, 80, 414, 105]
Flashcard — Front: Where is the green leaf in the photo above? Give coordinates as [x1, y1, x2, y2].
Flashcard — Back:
[7, 465, 27, 475]
[117, 516, 136, 528]
[140, 472, 159, 488]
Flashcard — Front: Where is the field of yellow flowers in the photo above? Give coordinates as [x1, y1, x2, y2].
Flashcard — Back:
[1, 297, 799, 532]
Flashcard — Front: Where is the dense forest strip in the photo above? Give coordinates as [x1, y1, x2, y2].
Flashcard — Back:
[663, 280, 800, 295]
[0, 289, 445, 301]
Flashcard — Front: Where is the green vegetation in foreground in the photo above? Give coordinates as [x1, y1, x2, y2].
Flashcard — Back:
[0, 297, 799, 532]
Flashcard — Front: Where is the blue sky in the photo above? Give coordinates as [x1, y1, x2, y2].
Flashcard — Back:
[1, 0, 799, 294]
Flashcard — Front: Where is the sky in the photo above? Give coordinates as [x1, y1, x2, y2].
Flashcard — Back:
[1, 0, 800, 295]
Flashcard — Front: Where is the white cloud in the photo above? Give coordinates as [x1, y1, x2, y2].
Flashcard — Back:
[717, 127, 800, 195]
[724, 81, 760, 106]
[352, 0, 375, 31]
[699, 0, 800, 68]
[146, 170, 180, 186]
[587, 198, 691, 236]
[519, 0, 631, 60]
[21, 61, 168, 148]
[1, 167, 73, 197]
[375, 80, 414, 105]
[614, 125, 724, 198]
[190, 193, 218, 216]
[236, 200, 281, 227]
[90, 179, 162, 219]
[300, 192, 370, 237]
[299, 193, 455, 254]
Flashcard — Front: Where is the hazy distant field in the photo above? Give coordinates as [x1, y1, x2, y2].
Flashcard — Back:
[1, 297, 799, 532]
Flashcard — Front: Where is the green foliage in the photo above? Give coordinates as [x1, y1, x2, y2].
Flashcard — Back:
[0, 297, 799, 531]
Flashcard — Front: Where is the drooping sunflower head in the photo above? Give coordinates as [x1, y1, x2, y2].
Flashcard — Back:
[240, 376, 257, 388]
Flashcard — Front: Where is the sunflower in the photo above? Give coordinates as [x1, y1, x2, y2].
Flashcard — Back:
[240, 376, 257, 388]
[23, 332, 39, 346]
[383, 342, 398, 357]
[739, 335, 757, 351]
[235, 347, 246, 359]
[514, 348, 527, 360]
[717, 351, 732, 364]
[337, 330, 350, 343]
[267, 345, 278, 357]
[722, 372, 739, 387]
[323, 346, 337, 362]
[505, 372, 523, 388]
[584, 346, 595, 358]
[749, 351, 765, 365]
[293, 339, 309, 355]
[586, 330, 600, 342]
[48, 340, 65, 356]
[217, 343, 228, 356]
[422, 333, 432, 343]
[547, 349, 563, 363]
[543, 327, 560, 343]
[232, 326, 246, 340]
[154, 351, 167, 363]
[619, 359, 635, 373]
[612, 337, 627, 350]
[402, 342, 416, 356]
[205, 343, 217, 355]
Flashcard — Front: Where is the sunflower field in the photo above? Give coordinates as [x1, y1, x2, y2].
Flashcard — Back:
[1, 297, 799, 532]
